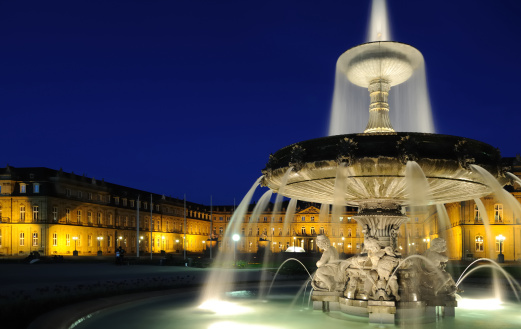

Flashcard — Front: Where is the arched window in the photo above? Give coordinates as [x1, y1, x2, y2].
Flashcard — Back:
[347, 228, 352, 237]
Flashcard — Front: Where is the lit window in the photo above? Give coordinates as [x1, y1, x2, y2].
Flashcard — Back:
[32, 206, 39, 221]
[320, 227, 325, 234]
[356, 243, 360, 249]
[53, 207, 58, 221]
[220, 227, 224, 235]
[311, 227, 316, 235]
[97, 212, 102, 225]
[339, 217, 343, 221]
[348, 217, 352, 222]
[301, 226, 306, 235]
[88, 235, 92, 247]
[301, 216, 305, 222]
[32, 233, 39, 247]
[77, 210, 82, 223]
[65, 208, 70, 222]
[311, 216, 315, 221]
[475, 235, 484, 252]
[20, 206, 26, 221]
[53, 233, 57, 246]
[348, 228, 352, 237]
[33, 183, 39, 193]
[88, 211, 92, 224]
[494, 204, 503, 223]
[20, 184, 26, 193]
[19, 232, 25, 246]
[66, 234, 70, 246]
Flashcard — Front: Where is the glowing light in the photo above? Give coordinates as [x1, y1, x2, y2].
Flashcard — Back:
[458, 298, 503, 310]
[198, 300, 251, 315]
[232, 234, 240, 242]
[208, 321, 281, 329]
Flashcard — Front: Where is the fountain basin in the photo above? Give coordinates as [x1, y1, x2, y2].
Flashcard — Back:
[262, 132, 504, 206]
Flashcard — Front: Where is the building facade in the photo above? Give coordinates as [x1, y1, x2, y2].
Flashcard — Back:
[0, 165, 520, 261]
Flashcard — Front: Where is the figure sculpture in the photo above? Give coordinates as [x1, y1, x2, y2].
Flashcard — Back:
[312, 235, 344, 292]
[420, 238, 457, 297]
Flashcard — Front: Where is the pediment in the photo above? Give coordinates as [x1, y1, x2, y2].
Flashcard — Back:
[297, 206, 320, 215]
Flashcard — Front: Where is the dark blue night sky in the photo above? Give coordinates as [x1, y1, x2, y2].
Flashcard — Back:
[1, 0, 520, 205]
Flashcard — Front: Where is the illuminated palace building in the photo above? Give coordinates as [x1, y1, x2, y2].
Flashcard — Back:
[0, 164, 521, 260]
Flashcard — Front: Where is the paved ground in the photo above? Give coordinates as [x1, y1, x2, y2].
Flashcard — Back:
[0, 258, 289, 329]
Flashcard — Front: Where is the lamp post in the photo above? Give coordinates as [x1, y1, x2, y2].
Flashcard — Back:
[232, 234, 240, 266]
[118, 236, 123, 247]
[176, 239, 179, 253]
[139, 236, 144, 256]
[293, 236, 296, 250]
[97, 236, 103, 256]
[497, 234, 506, 263]
[72, 236, 78, 256]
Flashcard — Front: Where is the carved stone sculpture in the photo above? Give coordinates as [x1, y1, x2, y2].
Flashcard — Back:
[419, 238, 457, 297]
[312, 235, 345, 292]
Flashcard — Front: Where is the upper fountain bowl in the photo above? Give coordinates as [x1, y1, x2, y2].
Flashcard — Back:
[261, 132, 506, 206]
[337, 41, 424, 87]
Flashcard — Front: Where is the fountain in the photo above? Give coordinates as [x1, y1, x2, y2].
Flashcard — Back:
[260, 3, 509, 325]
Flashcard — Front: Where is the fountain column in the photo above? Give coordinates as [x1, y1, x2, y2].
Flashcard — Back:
[354, 202, 408, 248]
[364, 79, 394, 133]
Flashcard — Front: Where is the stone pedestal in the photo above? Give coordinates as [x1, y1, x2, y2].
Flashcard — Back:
[367, 300, 396, 324]
[311, 291, 342, 312]
[339, 298, 368, 317]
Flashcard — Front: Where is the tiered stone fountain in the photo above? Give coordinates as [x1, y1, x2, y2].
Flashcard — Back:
[261, 41, 506, 323]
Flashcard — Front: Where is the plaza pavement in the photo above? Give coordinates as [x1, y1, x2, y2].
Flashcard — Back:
[0, 258, 285, 329]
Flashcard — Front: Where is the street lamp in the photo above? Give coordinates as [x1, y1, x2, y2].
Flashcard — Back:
[497, 234, 506, 263]
[232, 234, 240, 266]
[161, 236, 165, 251]
[293, 236, 296, 249]
[118, 236, 123, 247]
[72, 236, 78, 256]
[97, 236, 103, 255]
[176, 239, 179, 253]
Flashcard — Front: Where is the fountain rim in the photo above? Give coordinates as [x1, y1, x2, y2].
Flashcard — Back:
[263, 131, 501, 171]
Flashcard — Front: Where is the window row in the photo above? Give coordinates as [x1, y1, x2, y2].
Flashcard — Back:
[473, 203, 504, 223]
